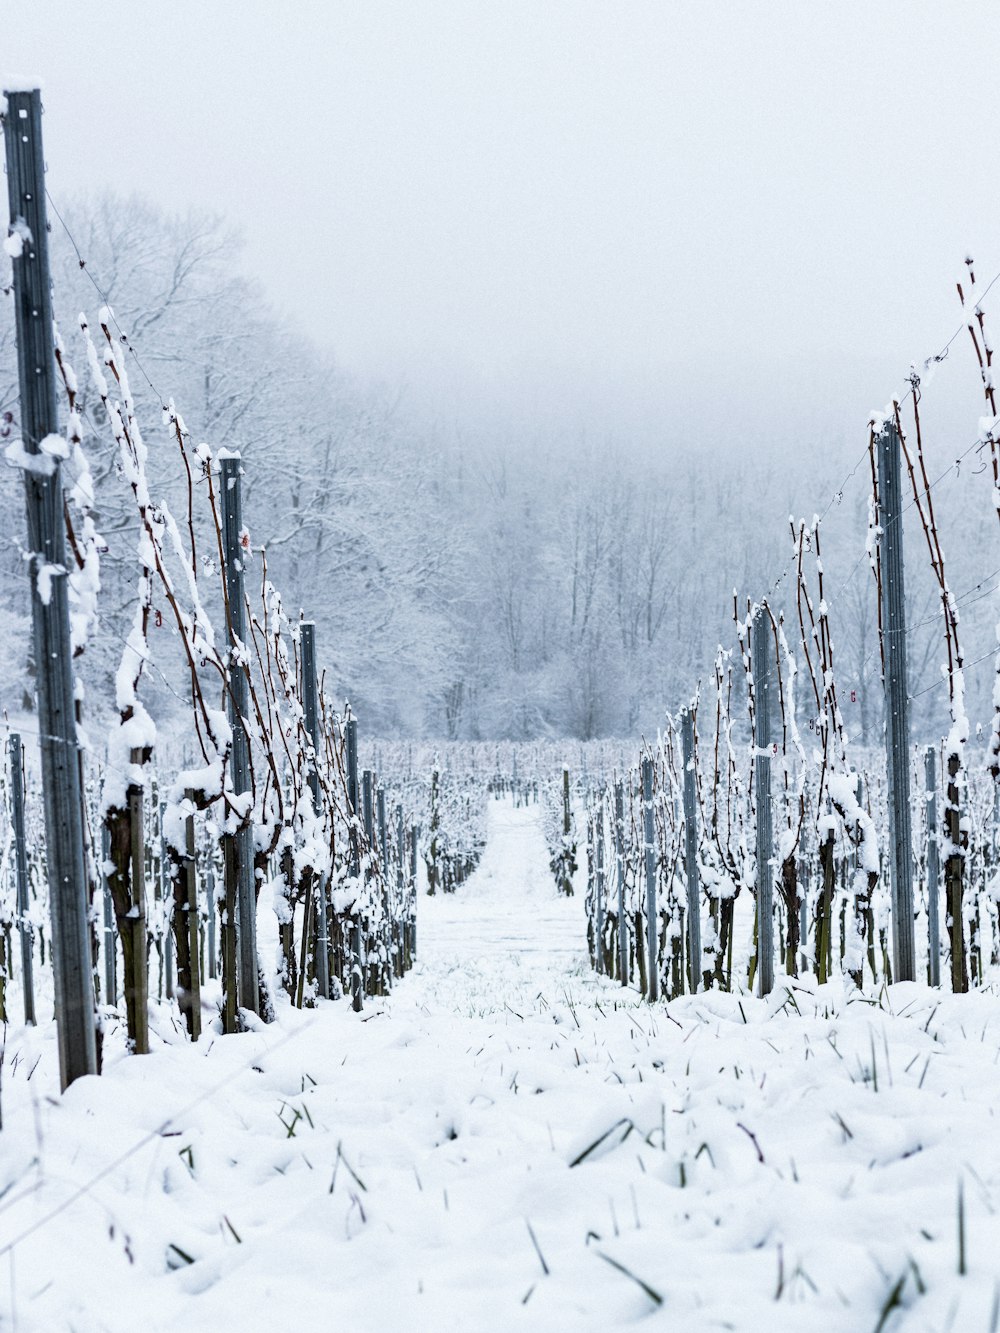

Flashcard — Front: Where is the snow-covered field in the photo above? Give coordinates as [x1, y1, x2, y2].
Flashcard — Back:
[3, 799, 1000, 1331]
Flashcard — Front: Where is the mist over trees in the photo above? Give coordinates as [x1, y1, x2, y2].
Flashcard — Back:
[2, 192, 998, 743]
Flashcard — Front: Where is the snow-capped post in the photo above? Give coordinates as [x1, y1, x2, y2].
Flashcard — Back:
[615, 778, 627, 985]
[173, 791, 202, 1040]
[595, 800, 606, 974]
[642, 757, 658, 1002]
[206, 856, 217, 981]
[346, 717, 363, 1012]
[219, 453, 259, 1016]
[377, 785, 391, 986]
[363, 770, 374, 845]
[377, 785, 388, 868]
[409, 822, 419, 962]
[158, 803, 173, 1000]
[395, 803, 405, 974]
[751, 606, 775, 996]
[300, 622, 330, 1000]
[2, 89, 97, 1087]
[362, 769, 375, 989]
[875, 422, 916, 982]
[586, 812, 596, 967]
[925, 746, 940, 987]
[426, 765, 440, 895]
[681, 706, 702, 993]
[555, 766, 576, 897]
[122, 750, 151, 1052]
[100, 823, 115, 1010]
[10, 735, 35, 1025]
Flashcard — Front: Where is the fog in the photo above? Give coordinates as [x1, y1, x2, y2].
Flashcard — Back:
[4, 4, 1000, 738]
[7, 3, 998, 429]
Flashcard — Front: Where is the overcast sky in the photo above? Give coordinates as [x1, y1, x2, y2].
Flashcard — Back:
[5, 2, 1000, 446]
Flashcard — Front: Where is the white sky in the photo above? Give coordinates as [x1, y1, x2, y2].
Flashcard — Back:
[5, 2, 1000, 443]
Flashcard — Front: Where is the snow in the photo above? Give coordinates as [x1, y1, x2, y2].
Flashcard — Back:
[3, 798, 1000, 1329]
[35, 561, 64, 606]
[1, 79, 44, 95]
[4, 438, 57, 477]
[3, 216, 32, 259]
[39, 433, 69, 459]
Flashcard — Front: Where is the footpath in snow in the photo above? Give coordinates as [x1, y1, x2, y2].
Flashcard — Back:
[4, 798, 1000, 1331]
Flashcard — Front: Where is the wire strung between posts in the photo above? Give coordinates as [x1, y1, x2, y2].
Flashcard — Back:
[908, 644, 999, 703]
[757, 443, 873, 609]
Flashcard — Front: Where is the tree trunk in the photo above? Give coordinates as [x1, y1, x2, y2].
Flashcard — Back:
[781, 853, 799, 978]
[104, 760, 149, 1054]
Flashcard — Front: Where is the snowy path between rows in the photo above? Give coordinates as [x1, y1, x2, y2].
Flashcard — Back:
[5, 800, 1000, 1330]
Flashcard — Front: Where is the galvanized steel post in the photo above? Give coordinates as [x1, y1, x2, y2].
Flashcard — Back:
[219, 453, 258, 1014]
[642, 757, 658, 1002]
[877, 422, 916, 981]
[925, 746, 940, 987]
[3, 91, 96, 1084]
[681, 707, 702, 993]
[752, 607, 775, 997]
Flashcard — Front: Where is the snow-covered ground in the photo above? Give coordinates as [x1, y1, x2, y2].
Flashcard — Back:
[3, 799, 1000, 1330]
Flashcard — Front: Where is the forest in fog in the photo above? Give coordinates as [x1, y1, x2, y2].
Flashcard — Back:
[2, 193, 997, 742]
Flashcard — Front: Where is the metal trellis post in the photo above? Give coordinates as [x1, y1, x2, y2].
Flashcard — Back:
[346, 718, 363, 1011]
[219, 453, 259, 1015]
[595, 801, 605, 974]
[100, 821, 115, 1010]
[642, 757, 658, 1002]
[10, 735, 35, 1025]
[925, 746, 940, 987]
[877, 422, 916, 981]
[300, 622, 330, 1000]
[681, 707, 702, 993]
[3, 90, 96, 1085]
[615, 778, 627, 985]
[752, 607, 775, 997]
